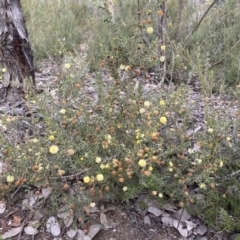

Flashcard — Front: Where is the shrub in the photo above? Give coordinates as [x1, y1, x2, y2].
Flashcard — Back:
[1, 0, 240, 232]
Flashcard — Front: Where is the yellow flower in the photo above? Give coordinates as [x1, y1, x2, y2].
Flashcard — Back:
[161, 45, 166, 51]
[148, 166, 153, 171]
[138, 159, 147, 168]
[219, 160, 223, 167]
[95, 157, 102, 163]
[169, 168, 173, 172]
[158, 193, 163, 198]
[144, 101, 151, 108]
[196, 159, 202, 164]
[160, 56, 165, 62]
[139, 108, 146, 114]
[58, 169, 65, 176]
[159, 116, 167, 124]
[90, 202, 96, 208]
[159, 100, 165, 106]
[125, 65, 132, 72]
[32, 138, 38, 143]
[38, 164, 44, 172]
[100, 164, 105, 169]
[59, 109, 66, 114]
[123, 186, 128, 192]
[169, 161, 173, 167]
[7, 175, 14, 183]
[49, 135, 55, 141]
[147, 27, 154, 34]
[49, 145, 59, 154]
[105, 134, 112, 143]
[226, 137, 231, 141]
[119, 64, 126, 70]
[199, 183, 206, 189]
[1, 68, 6, 73]
[96, 174, 104, 182]
[188, 148, 194, 154]
[208, 128, 213, 133]
[83, 176, 90, 183]
[152, 191, 157, 196]
[105, 164, 110, 169]
[64, 63, 71, 69]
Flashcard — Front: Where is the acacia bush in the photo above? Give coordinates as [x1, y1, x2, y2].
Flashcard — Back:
[1, 0, 240, 233]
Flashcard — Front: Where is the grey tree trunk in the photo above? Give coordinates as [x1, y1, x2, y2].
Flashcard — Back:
[0, 0, 35, 104]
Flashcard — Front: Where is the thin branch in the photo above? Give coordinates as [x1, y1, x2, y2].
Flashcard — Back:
[49, 168, 90, 180]
[175, 0, 184, 43]
[183, 0, 218, 47]
[137, 0, 150, 47]
[205, 39, 240, 71]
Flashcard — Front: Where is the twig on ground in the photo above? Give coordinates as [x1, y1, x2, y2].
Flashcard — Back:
[130, 212, 155, 240]
[11, 185, 22, 198]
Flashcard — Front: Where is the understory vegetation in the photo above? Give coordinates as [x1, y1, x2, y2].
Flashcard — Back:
[1, 0, 240, 233]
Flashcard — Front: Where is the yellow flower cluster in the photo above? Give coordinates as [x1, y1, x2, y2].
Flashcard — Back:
[49, 145, 59, 154]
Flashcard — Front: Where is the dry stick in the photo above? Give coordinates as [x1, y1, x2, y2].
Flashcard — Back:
[206, 39, 240, 71]
[132, 213, 155, 240]
[183, 0, 218, 47]
[49, 168, 90, 180]
[176, 207, 184, 231]
[137, 0, 150, 47]
[175, 0, 184, 43]
[158, 1, 167, 87]
[11, 185, 22, 198]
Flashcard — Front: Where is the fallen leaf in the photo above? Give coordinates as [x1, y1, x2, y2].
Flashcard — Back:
[100, 212, 108, 226]
[22, 195, 39, 210]
[46, 216, 60, 237]
[41, 186, 52, 198]
[147, 206, 163, 216]
[64, 215, 73, 228]
[2, 226, 23, 239]
[161, 216, 174, 227]
[173, 209, 191, 221]
[162, 203, 177, 212]
[75, 229, 86, 240]
[172, 219, 188, 238]
[83, 236, 91, 240]
[24, 226, 39, 235]
[87, 224, 101, 239]
[0, 202, 6, 214]
[143, 215, 151, 225]
[57, 205, 73, 227]
[66, 228, 77, 239]
[185, 220, 197, 231]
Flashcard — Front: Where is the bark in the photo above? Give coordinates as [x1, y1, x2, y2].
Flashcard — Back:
[0, 0, 35, 104]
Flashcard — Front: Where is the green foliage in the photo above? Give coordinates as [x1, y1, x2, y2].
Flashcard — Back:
[21, 0, 91, 61]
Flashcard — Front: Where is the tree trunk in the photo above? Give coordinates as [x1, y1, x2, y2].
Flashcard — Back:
[0, 0, 35, 104]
